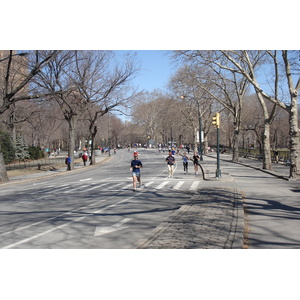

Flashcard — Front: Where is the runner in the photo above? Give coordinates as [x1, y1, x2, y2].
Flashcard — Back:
[130, 154, 143, 191]
[182, 152, 189, 174]
[166, 151, 175, 177]
[193, 152, 200, 174]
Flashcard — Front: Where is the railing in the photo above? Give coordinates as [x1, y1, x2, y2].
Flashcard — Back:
[238, 148, 290, 163]
[5, 157, 66, 171]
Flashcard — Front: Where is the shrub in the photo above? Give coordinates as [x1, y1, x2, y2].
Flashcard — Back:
[28, 146, 44, 159]
[0, 131, 16, 164]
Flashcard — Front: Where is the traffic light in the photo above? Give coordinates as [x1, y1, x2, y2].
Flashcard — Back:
[212, 112, 220, 128]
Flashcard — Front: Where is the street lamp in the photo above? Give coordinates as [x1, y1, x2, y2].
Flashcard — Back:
[197, 101, 203, 161]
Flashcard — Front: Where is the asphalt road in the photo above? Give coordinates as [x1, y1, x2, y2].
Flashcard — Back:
[0, 149, 202, 249]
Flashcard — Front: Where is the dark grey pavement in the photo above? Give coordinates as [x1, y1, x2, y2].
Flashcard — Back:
[4, 150, 300, 249]
[138, 152, 300, 249]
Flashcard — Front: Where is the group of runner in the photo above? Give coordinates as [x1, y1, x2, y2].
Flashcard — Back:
[130, 150, 201, 191]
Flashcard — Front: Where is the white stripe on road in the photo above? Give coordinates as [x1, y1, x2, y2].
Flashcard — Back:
[189, 181, 200, 190]
[156, 181, 169, 189]
[173, 181, 184, 190]
[2, 193, 137, 249]
[80, 178, 92, 181]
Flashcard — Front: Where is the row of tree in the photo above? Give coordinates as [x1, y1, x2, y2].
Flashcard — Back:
[170, 51, 300, 179]
[0, 50, 140, 182]
[1, 50, 299, 182]
[129, 51, 299, 179]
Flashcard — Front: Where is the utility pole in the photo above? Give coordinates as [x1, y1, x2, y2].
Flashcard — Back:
[197, 101, 203, 161]
[212, 112, 221, 177]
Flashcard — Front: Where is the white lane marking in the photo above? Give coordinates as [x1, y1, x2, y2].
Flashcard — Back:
[2, 194, 137, 249]
[173, 181, 184, 190]
[156, 181, 169, 189]
[94, 218, 132, 237]
[0, 181, 133, 247]
[80, 178, 92, 181]
[28, 184, 69, 194]
[101, 182, 124, 191]
[63, 185, 87, 193]
[144, 181, 154, 187]
[189, 181, 200, 191]
[85, 184, 104, 192]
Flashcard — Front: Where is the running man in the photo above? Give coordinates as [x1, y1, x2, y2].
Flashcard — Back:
[182, 152, 189, 174]
[130, 154, 143, 191]
[193, 152, 200, 174]
[166, 151, 175, 177]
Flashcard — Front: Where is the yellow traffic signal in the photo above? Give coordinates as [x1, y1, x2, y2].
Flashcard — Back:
[212, 112, 220, 128]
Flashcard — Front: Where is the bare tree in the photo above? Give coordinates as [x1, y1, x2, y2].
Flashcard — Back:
[219, 50, 300, 178]
[172, 51, 256, 163]
[72, 50, 139, 164]
[0, 50, 60, 182]
[169, 64, 221, 156]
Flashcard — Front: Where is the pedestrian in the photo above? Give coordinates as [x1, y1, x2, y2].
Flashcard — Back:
[82, 152, 88, 166]
[186, 145, 190, 154]
[166, 151, 175, 177]
[65, 154, 71, 171]
[193, 152, 200, 174]
[130, 154, 143, 191]
[274, 150, 279, 163]
[182, 152, 189, 174]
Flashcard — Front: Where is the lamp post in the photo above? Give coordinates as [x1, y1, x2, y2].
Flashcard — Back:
[212, 112, 221, 177]
[197, 101, 203, 161]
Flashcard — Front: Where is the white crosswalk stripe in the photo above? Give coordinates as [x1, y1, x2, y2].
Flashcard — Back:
[144, 181, 154, 187]
[173, 181, 184, 190]
[156, 181, 170, 189]
[25, 180, 201, 198]
[189, 181, 200, 191]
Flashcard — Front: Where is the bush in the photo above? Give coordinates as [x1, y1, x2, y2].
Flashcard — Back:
[28, 146, 44, 159]
[0, 131, 15, 164]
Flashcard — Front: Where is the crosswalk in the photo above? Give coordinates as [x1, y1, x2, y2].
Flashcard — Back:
[26, 179, 201, 195]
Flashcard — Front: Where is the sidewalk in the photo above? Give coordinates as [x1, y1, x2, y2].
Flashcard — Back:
[138, 153, 292, 249]
[137, 186, 244, 249]
[137, 156, 244, 249]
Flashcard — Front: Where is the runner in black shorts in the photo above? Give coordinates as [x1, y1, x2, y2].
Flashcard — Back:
[130, 154, 143, 191]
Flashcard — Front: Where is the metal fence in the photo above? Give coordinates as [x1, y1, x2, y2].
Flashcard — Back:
[5, 157, 66, 171]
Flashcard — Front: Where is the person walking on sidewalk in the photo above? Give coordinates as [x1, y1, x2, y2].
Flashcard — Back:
[65, 154, 71, 171]
[182, 152, 189, 174]
[166, 152, 175, 177]
[82, 152, 88, 166]
[130, 154, 143, 191]
[193, 152, 200, 174]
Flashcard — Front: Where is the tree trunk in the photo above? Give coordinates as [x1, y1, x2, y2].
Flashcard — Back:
[262, 122, 272, 170]
[194, 128, 198, 152]
[67, 116, 77, 170]
[0, 151, 9, 183]
[289, 97, 300, 179]
[232, 116, 240, 163]
[232, 130, 240, 163]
